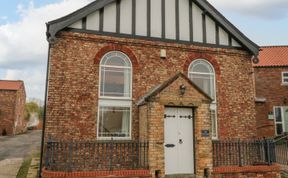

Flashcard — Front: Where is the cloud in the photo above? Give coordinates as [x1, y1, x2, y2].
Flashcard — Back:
[0, 0, 93, 99]
[208, 0, 288, 19]
[0, 16, 8, 20]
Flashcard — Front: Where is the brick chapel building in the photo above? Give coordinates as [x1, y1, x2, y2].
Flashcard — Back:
[254, 46, 288, 138]
[0, 80, 26, 136]
[42, 0, 264, 177]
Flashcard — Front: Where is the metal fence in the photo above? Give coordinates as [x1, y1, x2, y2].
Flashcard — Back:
[275, 136, 288, 165]
[45, 139, 149, 172]
[213, 139, 275, 167]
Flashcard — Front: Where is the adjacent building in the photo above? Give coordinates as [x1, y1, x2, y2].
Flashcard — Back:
[254, 46, 288, 137]
[0, 80, 26, 136]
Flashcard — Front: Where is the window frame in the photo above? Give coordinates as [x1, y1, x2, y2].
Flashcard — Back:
[282, 72, 288, 85]
[97, 51, 133, 140]
[99, 51, 133, 100]
[188, 59, 217, 102]
[97, 100, 132, 140]
[188, 59, 218, 139]
[274, 106, 288, 136]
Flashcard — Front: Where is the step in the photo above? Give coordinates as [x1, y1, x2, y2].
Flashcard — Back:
[165, 174, 196, 178]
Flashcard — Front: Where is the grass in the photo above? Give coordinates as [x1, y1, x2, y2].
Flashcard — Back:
[16, 158, 32, 178]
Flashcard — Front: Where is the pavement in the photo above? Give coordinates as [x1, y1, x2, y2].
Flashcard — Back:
[0, 130, 42, 178]
[0, 158, 23, 178]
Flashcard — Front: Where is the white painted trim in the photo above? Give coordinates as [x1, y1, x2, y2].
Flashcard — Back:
[282, 72, 288, 85]
[99, 51, 133, 99]
[97, 51, 133, 140]
[97, 100, 132, 140]
[274, 106, 288, 135]
[188, 59, 218, 139]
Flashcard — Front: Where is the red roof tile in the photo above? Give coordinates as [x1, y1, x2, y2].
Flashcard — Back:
[254, 46, 288, 67]
[0, 80, 23, 91]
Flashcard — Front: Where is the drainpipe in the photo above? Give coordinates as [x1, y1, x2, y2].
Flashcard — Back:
[38, 43, 51, 178]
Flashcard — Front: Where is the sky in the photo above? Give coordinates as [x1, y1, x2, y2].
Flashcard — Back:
[0, 0, 287, 101]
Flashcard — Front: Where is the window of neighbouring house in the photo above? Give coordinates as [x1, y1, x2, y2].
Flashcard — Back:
[274, 106, 288, 135]
[189, 59, 218, 139]
[282, 72, 288, 85]
[98, 51, 132, 140]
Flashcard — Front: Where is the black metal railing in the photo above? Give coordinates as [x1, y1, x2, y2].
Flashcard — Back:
[45, 139, 149, 172]
[213, 139, 275, 167]
[275, 135, 288, 165]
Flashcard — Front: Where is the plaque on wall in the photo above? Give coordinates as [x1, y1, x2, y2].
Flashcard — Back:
[201, 130, 210, 137]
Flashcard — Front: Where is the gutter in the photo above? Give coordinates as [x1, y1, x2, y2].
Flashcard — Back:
[39, 43, 51, 178]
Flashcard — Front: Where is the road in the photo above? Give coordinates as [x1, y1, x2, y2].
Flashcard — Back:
[0, 130, 42, 161]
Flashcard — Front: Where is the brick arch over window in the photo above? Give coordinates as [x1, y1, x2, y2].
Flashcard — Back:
[94, 45, 138, 68]
[184, 53, 221, 76]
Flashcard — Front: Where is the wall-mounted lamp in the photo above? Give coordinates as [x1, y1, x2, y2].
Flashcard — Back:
[179, 84, 186, 96]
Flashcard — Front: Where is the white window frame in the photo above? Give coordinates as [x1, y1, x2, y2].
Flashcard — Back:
[97, 100, 132, 140]
[188, 59, 216, 102]
[282, 72, 288, 85]
[274, 106, 288, 136]
[188, 59, 218, 139]
[98, 51, 133, 140]
[99, 51, 132, 100]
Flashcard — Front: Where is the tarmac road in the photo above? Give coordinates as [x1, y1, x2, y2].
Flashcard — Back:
[0, 130, 42, 161]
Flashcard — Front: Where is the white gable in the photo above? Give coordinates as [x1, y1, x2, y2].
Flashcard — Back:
[67, 0, 241, 48]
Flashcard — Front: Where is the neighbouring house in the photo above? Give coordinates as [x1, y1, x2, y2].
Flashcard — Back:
[254, 46, 288, 138]
[41, 0, 280, 178]
[0, 80, 26, 136]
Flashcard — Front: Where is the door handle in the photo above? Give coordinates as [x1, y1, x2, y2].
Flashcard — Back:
[179, 139, 183, 144]
[165, 144, 175, 148]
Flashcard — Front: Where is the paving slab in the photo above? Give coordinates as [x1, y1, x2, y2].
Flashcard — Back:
[0, 158, 23, 178]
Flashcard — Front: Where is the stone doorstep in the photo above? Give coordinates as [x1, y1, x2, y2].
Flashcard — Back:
[165, 174, 196, 178]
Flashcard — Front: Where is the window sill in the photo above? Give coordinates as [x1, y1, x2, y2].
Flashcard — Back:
[281, 83, 288, 86]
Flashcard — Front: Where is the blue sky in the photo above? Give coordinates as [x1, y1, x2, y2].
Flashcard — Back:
[0, 0, 287, 100]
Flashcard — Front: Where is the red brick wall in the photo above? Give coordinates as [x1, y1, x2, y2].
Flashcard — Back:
[254, 67, 288, 137]
[0, 86, 26, 136]
[45, 31, 257, 141]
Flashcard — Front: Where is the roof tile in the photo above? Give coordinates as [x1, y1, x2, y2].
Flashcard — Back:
[0, 80, 23, 91]
[254, 46, 288, 67]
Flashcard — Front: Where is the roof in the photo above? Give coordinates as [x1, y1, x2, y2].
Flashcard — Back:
[0, 80, 24, 91]
[136, 72, 212, 106]
[46, 0, 259, 56]
[254, 46, 288, 67]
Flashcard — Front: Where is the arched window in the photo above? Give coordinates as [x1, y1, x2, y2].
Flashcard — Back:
[188, 59, 216, 100]
[100, 51, 132, 98]
[98, 51, 132, 140]
[188, 59, 218, 139]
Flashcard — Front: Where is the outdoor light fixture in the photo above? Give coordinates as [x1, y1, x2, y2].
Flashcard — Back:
[180, 84, 186, 96]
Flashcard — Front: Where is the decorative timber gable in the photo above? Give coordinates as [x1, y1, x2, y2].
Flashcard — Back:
[46, 0, 259, 56]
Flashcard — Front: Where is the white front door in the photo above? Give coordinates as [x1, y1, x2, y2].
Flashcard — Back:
[164, 107, 194, 175]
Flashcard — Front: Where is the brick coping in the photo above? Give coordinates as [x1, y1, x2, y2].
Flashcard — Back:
[213, 164, 280, 174]
[42, 168, 151, 177]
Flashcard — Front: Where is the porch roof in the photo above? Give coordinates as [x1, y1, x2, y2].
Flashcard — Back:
[136, 72, 212, 106]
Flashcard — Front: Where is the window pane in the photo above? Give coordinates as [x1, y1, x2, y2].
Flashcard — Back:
[190, 73, 215, 99]
[211, 109, 217, 138]
[283, 73, 288, 77]
[100, 67, 131, 97]
[101, 52, 131, 67]
[276, 124, 283, 135]
[275, 107, 282, 122]
[98, 106, 130, 138]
